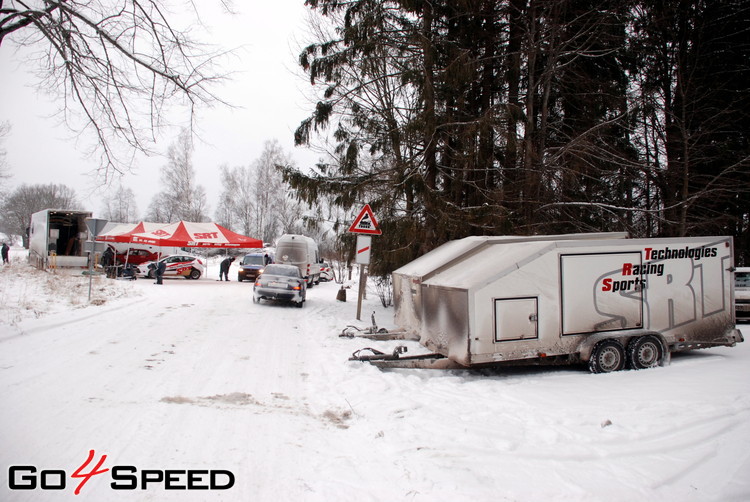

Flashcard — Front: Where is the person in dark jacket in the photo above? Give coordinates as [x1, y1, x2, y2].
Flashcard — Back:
[155, 260, 166, 285]
[100, 246, 115, 277]
[1, 242, 9, 264]
[219, 256, 235, 281]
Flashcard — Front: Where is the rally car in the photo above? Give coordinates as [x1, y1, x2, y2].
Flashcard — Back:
[113, 247, 160, 266]
[137, 254, 205, 280]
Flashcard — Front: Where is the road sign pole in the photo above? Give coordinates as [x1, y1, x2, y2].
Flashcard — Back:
[85, 218, 108, 302]
[349, 205, 380, 321]
[356, 264, 368, 321]
[355, 235, 372, 321]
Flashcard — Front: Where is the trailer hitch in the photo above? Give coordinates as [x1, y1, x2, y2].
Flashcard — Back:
[350, 345, 408, 361]
[340, 312, 389, 338]
[350, 346, 460, 369]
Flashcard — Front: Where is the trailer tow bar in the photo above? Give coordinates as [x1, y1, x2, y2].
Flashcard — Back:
[350, 346, 461, 369]
[339, 312, 417, 340]
[350, 346, 409, 361]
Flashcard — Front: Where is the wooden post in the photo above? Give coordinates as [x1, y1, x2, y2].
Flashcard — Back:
[356, 264, 367, 320]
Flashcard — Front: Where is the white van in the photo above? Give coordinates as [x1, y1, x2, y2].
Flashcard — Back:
[275, 234, 321, 286]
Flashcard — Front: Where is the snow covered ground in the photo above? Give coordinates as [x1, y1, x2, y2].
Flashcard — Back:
[1, 247, 749, 502]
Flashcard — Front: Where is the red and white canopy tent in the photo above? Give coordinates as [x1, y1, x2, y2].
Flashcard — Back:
[125, 221, 263, 249]
[96, 222, 169, 243]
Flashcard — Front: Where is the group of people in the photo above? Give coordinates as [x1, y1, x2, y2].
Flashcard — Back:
[97, 250, 241, 284]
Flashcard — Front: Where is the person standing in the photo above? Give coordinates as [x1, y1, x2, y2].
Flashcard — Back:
[100, 246, 115, 277]
[1, 242, 9, 264]
[155, 260, 166, 285]
[219, 256, 235, 281]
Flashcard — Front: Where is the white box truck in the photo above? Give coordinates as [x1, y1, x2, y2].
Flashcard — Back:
[355, 233, 744, 372]
[28, 209, 93, 269]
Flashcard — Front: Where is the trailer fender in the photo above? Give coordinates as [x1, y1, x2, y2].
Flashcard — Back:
[577, 333, 620, 363]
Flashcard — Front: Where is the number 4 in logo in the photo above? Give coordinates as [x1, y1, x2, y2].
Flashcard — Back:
[71, 450, 109, 495]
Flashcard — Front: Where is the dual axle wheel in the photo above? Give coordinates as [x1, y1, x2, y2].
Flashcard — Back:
[588, 335, 664, 374]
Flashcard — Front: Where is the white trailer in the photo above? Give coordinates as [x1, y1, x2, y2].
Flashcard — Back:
[28, 209, 93, 269]
[355, 233, 744, 372]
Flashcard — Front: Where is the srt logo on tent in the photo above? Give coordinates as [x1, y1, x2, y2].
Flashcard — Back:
[8, 450, 235, 494]
[194, 232, 219, 239]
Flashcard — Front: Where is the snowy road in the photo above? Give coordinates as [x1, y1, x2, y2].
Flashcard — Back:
[1, 266, 750, 501]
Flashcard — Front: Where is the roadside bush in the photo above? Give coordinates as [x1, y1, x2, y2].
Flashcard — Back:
[374, 274, 392, 308]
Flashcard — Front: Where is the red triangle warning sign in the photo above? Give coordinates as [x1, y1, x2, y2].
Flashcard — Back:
[348, 204, 382, 235]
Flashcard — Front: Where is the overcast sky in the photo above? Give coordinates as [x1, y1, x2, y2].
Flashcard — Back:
[0, 1, 322, 219]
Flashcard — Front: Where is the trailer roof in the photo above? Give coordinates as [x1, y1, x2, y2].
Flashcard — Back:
[423, 240, 552, 290]
[394, 236, 486, 278]
[394, 233, 628, 282]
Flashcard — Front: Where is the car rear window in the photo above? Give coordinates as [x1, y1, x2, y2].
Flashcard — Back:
[264, 265, 299, 278]
[276, 243, 307, 262]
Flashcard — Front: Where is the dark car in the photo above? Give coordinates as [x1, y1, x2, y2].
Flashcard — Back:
[253, 264, 306, 308]
[238, 252, 270, 282]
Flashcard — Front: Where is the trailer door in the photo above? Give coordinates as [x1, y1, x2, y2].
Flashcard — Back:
[560, 252, 643, 335]
[494, 297, 538, 342]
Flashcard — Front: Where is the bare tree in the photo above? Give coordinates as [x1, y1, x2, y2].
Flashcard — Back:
[215, 164, 255, 235]
[213, 165, 235, 228]
[214, 140, 307, 242]
[252, 140, 289, 242]
[0, 0, 230, 179]
[144, 192, 176, 224]
[99, 184, 139, 223]
[0, 183, 79, 246]
[0, 121, 11, 198]
[145, 129, 208, 222]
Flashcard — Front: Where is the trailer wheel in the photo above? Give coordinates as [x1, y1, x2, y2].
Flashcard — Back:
[588, 339, 626, 374]
[627, 335, 663, 370]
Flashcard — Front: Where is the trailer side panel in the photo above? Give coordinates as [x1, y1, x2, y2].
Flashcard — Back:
[560, 252, 644, 335]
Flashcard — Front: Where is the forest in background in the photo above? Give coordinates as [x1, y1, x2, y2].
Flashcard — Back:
[1, 1, 748, 277]
[282, 0, 750, 275]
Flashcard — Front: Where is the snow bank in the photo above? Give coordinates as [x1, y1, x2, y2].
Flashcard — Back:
[1, 249, 749, 501]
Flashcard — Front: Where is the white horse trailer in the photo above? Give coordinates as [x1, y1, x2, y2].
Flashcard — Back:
[355, 233, 743, 372]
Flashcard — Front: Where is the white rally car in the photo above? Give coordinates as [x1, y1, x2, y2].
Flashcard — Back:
[138, 254, 205, 280]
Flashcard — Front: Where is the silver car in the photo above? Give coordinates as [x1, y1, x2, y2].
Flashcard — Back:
[253, 264, 307, 308]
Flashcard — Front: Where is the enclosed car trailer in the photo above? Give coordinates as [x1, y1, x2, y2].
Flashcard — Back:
[355, 233, 744, 373]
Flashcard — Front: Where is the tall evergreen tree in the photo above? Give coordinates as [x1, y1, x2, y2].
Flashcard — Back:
[287, 0, 750, 273]
[632, 0, 750, 261]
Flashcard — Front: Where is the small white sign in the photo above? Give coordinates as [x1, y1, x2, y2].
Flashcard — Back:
[355, 235, 372, 265]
